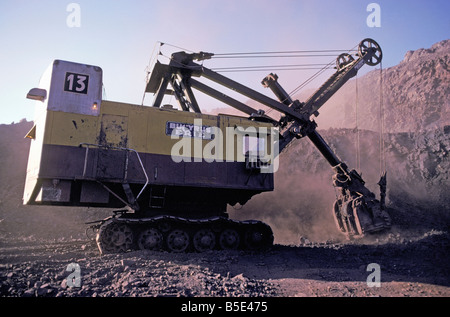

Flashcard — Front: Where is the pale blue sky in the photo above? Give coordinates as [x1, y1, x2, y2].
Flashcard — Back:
[0, 0, 449, 124]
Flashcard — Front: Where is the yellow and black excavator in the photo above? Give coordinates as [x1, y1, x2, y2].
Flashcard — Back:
[23, 38, 391, 253]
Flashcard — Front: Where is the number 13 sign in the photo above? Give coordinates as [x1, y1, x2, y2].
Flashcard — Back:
[64, 72, 89, 94]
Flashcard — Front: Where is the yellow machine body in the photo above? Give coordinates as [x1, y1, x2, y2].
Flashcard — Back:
[24, 60, 274, 215]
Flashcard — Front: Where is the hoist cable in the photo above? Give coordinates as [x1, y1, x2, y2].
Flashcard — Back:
[212, 63, 332, 70]
[287, 59, 336, 97]
[287, 43, 359, 97]
[157, 42, 196, 53]
[213, 49, 357, 57]
[212, 65, 335, 73]
[379, 61, 386, 175]
[216, 67, 335, 73]
[142, 41, 165, 105]
[355, 74, 361, 171]
[212, 54, 343, 59]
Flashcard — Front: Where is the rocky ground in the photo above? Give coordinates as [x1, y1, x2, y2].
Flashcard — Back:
[1, 224, 449, 298]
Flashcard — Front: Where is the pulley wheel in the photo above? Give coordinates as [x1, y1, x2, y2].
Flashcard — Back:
[193, 229, 216, 252]
[336, 53, 355, 70]
[167, 229, 190, 252]
[137, 228, 163, 250]
[358, 38, 382, 66]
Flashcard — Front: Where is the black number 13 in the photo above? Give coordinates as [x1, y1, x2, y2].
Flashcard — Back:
[65, 72, 89, 94]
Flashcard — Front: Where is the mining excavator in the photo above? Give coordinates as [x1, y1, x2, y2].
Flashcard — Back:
[23, 38, 391, 253]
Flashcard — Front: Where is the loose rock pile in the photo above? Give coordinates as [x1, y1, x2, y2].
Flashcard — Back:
[0, 242, 277, 297]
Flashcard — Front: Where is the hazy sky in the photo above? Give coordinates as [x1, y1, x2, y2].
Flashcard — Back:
[0, 0, 449, 124]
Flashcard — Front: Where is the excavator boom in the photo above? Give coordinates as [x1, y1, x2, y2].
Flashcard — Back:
[261, 40, 390, 237]
[147, 38, 391, 238]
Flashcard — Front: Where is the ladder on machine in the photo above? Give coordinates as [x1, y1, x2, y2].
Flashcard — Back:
[149, 186, 166, 209]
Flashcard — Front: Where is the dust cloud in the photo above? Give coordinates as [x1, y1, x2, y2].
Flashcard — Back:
[229, 128, 380, 245]
[231, 125, 450, 245]
[229, 163, 340, 245]
[0, 121, 110, 241]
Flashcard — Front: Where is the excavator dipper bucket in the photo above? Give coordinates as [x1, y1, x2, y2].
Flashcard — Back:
[333, 195, 391, 238]
[332, 166, 391, 238]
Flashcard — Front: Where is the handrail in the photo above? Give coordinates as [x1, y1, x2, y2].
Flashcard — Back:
[79, 143, 149, 200]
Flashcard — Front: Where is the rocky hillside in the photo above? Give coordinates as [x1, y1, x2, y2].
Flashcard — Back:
[311, 39, 450, 133]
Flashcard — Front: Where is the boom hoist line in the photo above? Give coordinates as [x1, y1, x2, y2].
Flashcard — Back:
[146, 38, 391, 238]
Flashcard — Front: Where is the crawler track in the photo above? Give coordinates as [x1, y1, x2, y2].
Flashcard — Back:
[94, 215, 274, 254]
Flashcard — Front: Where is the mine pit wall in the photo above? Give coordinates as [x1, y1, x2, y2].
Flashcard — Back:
[383, 126, 450, 225]
[231, 126, 450, 242]
[319, 127, 450, 212]
[303, 126, 449, 211]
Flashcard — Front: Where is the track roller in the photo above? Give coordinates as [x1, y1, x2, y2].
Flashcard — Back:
[95, 215, 273, 254]
[219, 228, 240, 250]
[167, 229, 190, 252]
[193, 229, 216, 252]
[137, 228, 163, 250]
